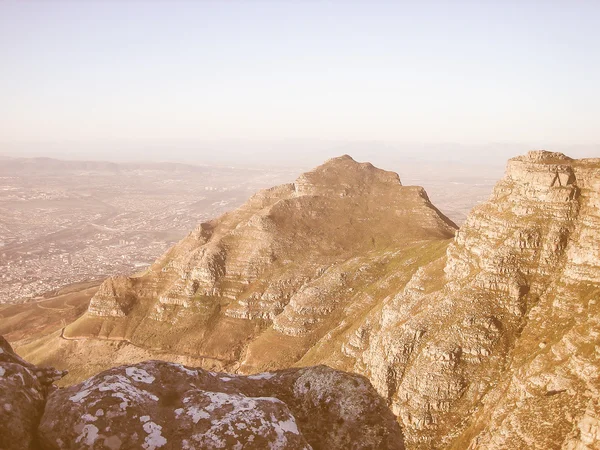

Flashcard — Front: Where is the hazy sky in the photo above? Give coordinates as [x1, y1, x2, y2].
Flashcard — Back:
[1, 1, 599, 162]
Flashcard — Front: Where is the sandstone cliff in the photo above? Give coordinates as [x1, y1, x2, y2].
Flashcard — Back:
[323, 151, 600, 449]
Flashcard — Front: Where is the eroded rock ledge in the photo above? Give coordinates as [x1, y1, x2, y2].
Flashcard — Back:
[0, 336, 404, 450]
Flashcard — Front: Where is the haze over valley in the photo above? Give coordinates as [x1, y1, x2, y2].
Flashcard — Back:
[0, 157, 296, 304]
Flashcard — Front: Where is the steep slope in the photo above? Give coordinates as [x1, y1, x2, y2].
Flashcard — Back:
[19, 155, 456, 383]
[328, 151, 600, 449]
[455, 152, 600, 449]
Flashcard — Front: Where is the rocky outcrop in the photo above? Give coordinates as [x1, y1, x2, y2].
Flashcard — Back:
[0, 336, 67, 450]
[1, 335, 404, 449]
[39, 362, 403, 450]
[87, 276, 136, 317]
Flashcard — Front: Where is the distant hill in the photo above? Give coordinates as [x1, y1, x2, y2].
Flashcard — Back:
[0, 156, 262, 176]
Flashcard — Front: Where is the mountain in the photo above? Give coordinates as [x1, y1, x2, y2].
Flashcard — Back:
[12, 151, 600, 449]
[18, 154, 454, 378]
[0, 155, 271, 176]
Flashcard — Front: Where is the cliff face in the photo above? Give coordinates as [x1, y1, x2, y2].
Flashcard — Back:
[334, 151, 600, 449]
[459, 152, 600, 450]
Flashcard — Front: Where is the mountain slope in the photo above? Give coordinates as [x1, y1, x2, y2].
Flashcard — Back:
[330, 151, 600, 448]
[19, 155, 455, 383]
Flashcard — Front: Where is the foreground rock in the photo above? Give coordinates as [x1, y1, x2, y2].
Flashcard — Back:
[0, 336, 67, 450]
[1, 336, 403, 449]
[38, 361, 403, 450]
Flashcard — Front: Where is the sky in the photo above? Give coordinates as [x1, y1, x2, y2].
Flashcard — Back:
[0, 1, 599, 165]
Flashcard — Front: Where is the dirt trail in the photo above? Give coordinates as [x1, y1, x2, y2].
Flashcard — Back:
[58, 327, 231, 364]
[36, 302, 75, 312]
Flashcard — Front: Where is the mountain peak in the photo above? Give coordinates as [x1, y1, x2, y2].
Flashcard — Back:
[294, 154, 402, 197]
[513, 149, 573, 164]
[72, 154, 455, 377]
[322, 154, 356, 164]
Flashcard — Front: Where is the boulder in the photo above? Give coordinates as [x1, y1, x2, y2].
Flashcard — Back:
[0, 336, 66, 450]
[38, 361, 403, 449]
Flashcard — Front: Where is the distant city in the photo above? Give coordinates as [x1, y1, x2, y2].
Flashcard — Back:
[0, 157, 296, 303]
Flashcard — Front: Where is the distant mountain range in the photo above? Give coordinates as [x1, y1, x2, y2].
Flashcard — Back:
[0, 156, 272, 176]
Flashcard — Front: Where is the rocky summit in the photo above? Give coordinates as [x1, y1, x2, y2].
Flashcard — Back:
[10, 151, 600, 449]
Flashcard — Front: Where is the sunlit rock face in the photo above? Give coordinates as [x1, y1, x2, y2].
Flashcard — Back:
[37, 362, 403, 450]
[87, 276, 136, 317]
[342, 151, 600, 449]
